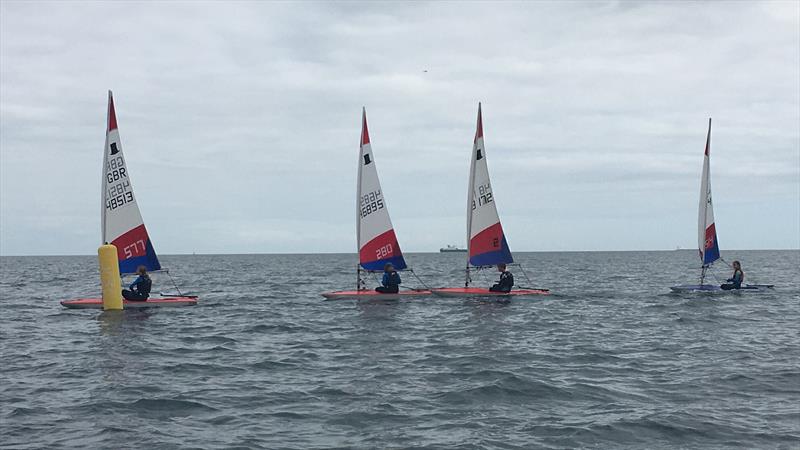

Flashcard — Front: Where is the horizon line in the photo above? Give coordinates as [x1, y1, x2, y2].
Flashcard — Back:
[2, 248, 798, 258]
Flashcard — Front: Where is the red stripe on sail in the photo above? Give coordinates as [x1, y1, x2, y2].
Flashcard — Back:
[361, 108, 370, 146]
[360, 229, 401, 265]
[704, 223, 717, 250]
[108, 94, 118, 132]
[111, 224, 150, 261]
[470, 222, 505, 257]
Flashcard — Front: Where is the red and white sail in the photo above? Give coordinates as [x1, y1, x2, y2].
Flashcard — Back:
[697, 118, 720, 266]
[466, 103, 513, 267]
[356, 108, 406, 271]
[101, 91, 161, 274]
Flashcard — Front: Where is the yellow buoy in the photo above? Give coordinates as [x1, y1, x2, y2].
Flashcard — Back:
[98, 244, 123, 310]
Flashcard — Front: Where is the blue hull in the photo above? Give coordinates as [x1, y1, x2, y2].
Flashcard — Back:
[670, 284, 774, 293]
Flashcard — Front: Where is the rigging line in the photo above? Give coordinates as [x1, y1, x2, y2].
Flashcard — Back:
[163, 268, 184, 296]
[407, 268, 432, 290]
[516, 263, 535, 287]
[708, 269, 723, 284]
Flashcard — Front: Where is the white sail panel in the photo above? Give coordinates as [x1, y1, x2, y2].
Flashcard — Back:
[356, 108, 406, 271]
[467, 103, 513, 267]
[101, 91, 160, 274]
[697, 118, 719, 266]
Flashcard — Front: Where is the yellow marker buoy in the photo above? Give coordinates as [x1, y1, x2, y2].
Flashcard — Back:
[98, 244, 123, 310]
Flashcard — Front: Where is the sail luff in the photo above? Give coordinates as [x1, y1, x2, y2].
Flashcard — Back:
[101, 90, 112, 244]
[356, 107, 366, 256]
[465, 103, 481, 280]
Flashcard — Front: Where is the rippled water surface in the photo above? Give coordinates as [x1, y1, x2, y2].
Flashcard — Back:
[2, 251, 799, 449]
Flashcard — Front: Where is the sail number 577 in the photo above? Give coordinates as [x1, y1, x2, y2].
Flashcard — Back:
[123, 239, 146, 258]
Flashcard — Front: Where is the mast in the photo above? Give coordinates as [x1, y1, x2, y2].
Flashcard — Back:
[101, 90, 112, 244]
[465, 103, 481, 287]
[356, 107, 366, 288]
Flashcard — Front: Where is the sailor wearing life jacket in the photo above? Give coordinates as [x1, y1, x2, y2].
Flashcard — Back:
[122, 265, 152, 301]
[721, 260, 744, 290]
[376, 263, 401, 294]
[489, 263, 514, 293]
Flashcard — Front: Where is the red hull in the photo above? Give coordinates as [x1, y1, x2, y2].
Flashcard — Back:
[430, 287, 549, 297]
[61, 296, 198, 309]
[321, 289, 432, 300]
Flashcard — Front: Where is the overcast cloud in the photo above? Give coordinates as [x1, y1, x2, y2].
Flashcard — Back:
[1, 0, 798, 255]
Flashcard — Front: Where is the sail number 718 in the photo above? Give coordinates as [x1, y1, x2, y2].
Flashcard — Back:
[472, 183, 493, 210]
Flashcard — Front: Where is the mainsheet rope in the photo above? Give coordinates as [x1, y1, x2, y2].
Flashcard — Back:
[361, 267, 432, 291]
[163, 269, 184, 296]
[474, 262, 539, 290]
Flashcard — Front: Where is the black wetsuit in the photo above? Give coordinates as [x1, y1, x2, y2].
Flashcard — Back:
[376, 270, 401, 294]
[122, 275, 152, 300]
[721, 269, 744, 290]
[489, 271, 514, 293]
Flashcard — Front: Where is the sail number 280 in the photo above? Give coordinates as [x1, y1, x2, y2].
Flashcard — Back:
[376, 244, 393, 259]
[360, 189, 384, 218]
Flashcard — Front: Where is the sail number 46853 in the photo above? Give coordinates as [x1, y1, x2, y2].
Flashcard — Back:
[360, 189, 384, 218]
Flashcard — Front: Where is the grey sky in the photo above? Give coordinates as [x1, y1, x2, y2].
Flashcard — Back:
[1, 1, 798, 255]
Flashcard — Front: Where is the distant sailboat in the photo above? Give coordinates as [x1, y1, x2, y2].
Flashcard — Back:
[61, 91, 197, 309]
[322, 108, 431, 300]
[431, 103, 548, 298]
[670, 119, 773, 293]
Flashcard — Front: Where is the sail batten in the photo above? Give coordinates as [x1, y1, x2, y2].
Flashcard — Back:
[101, 91, 161, 274]
[697, 118, 719, 266]
[356, 108, 407, 271]
[466, 103, 513, 268]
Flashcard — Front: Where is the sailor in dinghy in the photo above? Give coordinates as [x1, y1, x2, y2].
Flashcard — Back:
[321, 108, 431, 300]
[60, 91, 197, 309]
[670, 119, 773, 293]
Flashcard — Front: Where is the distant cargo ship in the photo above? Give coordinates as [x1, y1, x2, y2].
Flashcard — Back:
[440, 245, 467, 253]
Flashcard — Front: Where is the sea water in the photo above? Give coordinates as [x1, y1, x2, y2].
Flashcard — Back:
[1, 250, 798, 449]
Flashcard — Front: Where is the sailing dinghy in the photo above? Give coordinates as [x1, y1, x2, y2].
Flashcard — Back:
[670, 119, 773, 293]
[61, 91, 197, 309]
[431, 104, 549, 298]
[322, 109, 431, 300]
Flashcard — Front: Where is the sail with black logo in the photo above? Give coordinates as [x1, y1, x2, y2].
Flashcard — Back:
[322, 108, 431, 300]
[432, 103, 548, 298]
[101, 90, 161, 274]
